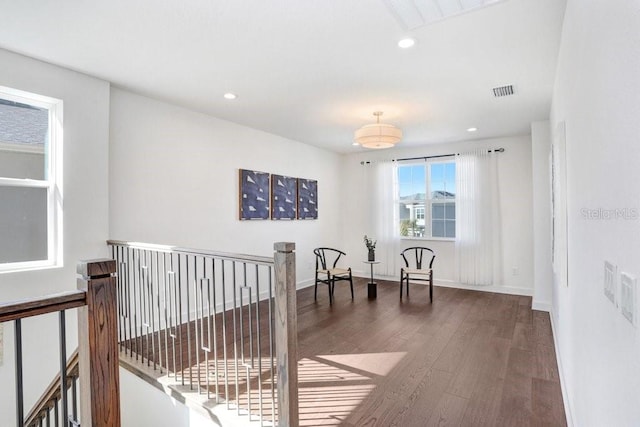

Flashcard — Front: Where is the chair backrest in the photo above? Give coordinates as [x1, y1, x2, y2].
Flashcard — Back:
[401, 247, 435, 270]
[314, 247, 346, 270]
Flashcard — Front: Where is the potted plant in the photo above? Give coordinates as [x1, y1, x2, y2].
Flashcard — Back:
[364, 235, 376, 261]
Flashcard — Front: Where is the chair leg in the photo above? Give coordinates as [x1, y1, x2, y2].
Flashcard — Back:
[407, 277, 410, 297]
[400, 271, 404, 299]
[429, 272, 433, 303]
[349, 274, 354, 300]
[328, 277, 334, 305]
[314, 282, 318, 301]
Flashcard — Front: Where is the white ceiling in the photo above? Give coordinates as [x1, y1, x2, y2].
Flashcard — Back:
[0, 0, 566, 153]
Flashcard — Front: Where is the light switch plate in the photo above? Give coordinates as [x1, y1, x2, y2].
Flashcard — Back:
[604, 261, 617, 306]
[620, 272, 637, 326]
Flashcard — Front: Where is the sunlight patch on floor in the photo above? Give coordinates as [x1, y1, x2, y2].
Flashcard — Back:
[296, 352, 407, 426]
[298, 384, 376, 426]
[315, 352, 407, 377]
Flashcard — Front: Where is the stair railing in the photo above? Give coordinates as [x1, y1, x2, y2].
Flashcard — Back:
[0, 259, 121, 427]
[108, 240, 299, 427]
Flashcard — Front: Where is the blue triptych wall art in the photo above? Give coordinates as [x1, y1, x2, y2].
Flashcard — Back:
[271, 174, 297, 220]
[297, 178, 318, 219]
[238, 169, 318, 221]
[239, 169, 270, 220]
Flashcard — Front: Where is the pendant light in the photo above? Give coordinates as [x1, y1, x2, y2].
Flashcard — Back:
[354, 111, 402, 149]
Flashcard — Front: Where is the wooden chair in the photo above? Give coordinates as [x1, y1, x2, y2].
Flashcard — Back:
[400, 247, 435, 302]
[314, 247, 354, 304]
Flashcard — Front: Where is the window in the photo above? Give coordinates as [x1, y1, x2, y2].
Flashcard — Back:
[0, 86, 62, 271]
[398, 161, 456, 239]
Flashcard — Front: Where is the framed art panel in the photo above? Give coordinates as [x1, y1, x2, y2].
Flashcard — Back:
[239, 169, 270, 220]
[297, 178, 318, 219]
[271, 174, 297, 220]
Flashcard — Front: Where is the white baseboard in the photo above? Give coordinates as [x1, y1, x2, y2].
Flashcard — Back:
[549, 309, 574, 427]
[353, 273, 533, 297]
[296, 278, 315, 290]
[434, 280, 533, 297]
[532, 300, 552, 312]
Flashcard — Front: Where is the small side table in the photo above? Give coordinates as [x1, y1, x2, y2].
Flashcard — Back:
[363, 261, 381, 299]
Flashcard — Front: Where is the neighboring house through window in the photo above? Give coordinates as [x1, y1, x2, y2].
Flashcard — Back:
[398, 160, 456, 239]
[0, 86, 62, 271]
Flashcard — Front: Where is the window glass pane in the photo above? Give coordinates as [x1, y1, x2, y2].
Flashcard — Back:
[445, 163, 455, 189]
[432, 203, 445, 219]
[398, 165, 425, 199]
[445, 202, 456, 220]
[0, 98, 48, 180]
[431, 163, 444, 181]
[445, 220, 456, 238]
[432, 220, 445, 237]
[0, 186, 48, 263]
[431, 181, 445, 196]
[0, 150, 46, 180]
[398, 161, 455, 239]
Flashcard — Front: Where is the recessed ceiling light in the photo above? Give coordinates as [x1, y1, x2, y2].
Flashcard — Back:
[224, 93, 237, 100]
[467, 127, 478, 132]
[352, 142, 360, 146]
[398, 38, 416, 49]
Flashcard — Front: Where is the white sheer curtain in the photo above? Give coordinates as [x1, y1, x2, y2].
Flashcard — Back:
[455, 149, 502, 285]
[366, 160, 401, 277]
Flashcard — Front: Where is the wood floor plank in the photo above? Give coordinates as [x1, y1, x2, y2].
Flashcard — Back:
[424, 392, 469, 427]
[494, 298, 519, 339]
[381, 368, 453, 427]
[516, 303, 534, 324]
[533, 344, 560, 382]
[460, 377, 504, 427]
[506, 347, 534, 378]
[512, 322, 534, 351]
[125, 278, 567, 426]
[531, 378, 567, 426]
[446, 321, 495, 399]
[348, 368, 452, 426]
[495, 347, 535, 426]
[532, 310, 554, 345]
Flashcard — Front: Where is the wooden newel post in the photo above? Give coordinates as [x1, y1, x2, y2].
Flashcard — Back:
[77, 259, 121, 427]
[274, 242, 299, 427]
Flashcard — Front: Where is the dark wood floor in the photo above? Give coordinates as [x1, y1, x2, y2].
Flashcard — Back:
[123, 277, 566, 426]
[296, 278, 566, 427]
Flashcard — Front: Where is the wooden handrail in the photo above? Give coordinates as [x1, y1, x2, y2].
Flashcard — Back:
[107, 239, 274, 265]
[24, 350, 79, 427]
[1, 259, 120, 427]
[77, 258, 121, 427]
[0, 290, 86, 323]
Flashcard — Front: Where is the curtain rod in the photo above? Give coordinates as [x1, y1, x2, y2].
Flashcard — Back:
[360, 147, 504, 165]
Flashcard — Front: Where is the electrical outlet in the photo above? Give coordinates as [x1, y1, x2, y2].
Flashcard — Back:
[604, 261, 617, 306]
[512, 267, 519, 276]
[620, 272, 636, 326]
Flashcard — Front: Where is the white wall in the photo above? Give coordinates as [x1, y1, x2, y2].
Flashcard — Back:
[551, 0, 640, 425]
[341, 134, 534, 295]
[108, 88, 344, 286]
[0, 48, 110, 425]
[120, 368, 261, 427]
[531, 120, 553, 311]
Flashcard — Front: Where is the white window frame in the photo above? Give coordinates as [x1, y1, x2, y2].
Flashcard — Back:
[398, 159, 456, 241]
[0, 86, 63, 273]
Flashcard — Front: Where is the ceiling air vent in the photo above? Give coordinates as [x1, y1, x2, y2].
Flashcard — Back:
[492, 85, 514, 97]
